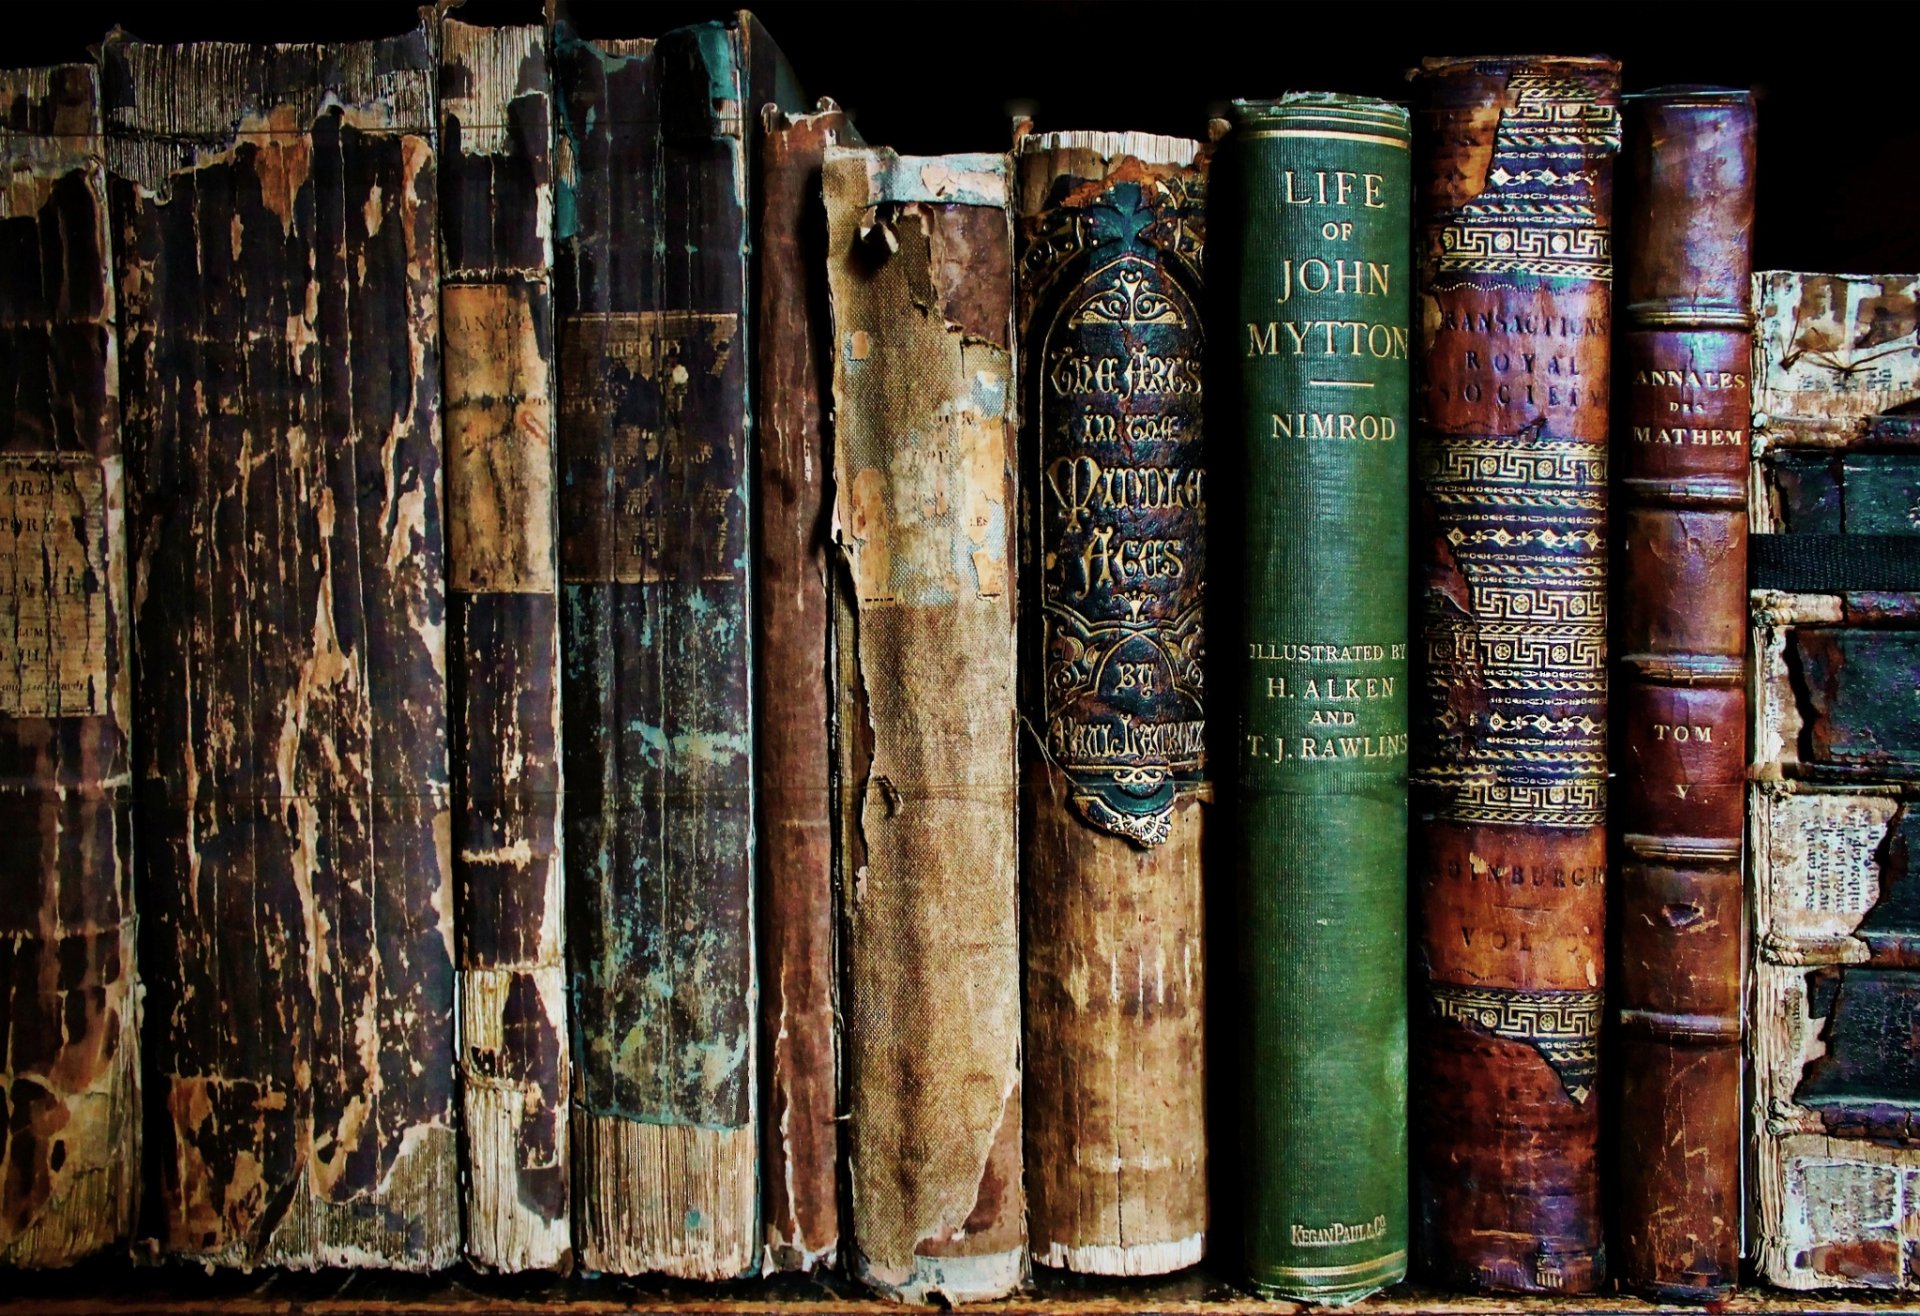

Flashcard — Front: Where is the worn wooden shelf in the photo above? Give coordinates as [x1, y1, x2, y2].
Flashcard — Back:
[3, 1265, 1918, 1316]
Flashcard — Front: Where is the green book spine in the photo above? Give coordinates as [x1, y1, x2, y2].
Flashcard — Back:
[1220, 94, 1411, 1303]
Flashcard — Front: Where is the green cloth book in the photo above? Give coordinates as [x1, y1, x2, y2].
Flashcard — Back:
[1217, 93, 1412, 1304]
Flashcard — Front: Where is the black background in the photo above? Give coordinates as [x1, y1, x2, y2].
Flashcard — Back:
[5, 0, 1912, 1299]
[19, 0, 1920, 276]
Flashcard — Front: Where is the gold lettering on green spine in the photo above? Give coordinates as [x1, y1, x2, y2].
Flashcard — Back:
[1220, 95, 1411, 1303]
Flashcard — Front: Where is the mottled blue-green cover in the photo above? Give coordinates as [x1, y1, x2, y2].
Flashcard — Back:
[552, 20, 755, 1133]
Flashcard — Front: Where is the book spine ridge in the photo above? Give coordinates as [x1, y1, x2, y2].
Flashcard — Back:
[0, 61, 140, 1269]
[1013, 128, 1210, 1277]
[1411, 56, 1619, 1296]
[438, 19, 571, 1274]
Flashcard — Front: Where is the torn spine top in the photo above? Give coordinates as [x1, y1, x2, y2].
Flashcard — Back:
[823, 144, 1026, 1304]
[104, 22, 458, 1270]
[0, 60, 140, 1269]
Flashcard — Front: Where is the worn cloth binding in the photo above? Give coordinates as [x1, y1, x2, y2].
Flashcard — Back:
[824, 145, 1027, 1305]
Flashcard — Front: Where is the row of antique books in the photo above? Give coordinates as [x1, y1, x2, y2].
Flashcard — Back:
[2, 7, 1917, 1306]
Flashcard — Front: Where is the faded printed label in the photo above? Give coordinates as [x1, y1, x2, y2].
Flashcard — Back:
[1763, 1134, 1920, 1289]
[1753, 785, 1920, 1288]
[445, 282, 556, 593]
[558, 310, 743, 585]
[839, 373, 1011, 609]
[1, 454, 107, 717]
[1760, 791, 1896, 950]
[1754, 273, 1920, 427]
[1030, 180, 1207, 845]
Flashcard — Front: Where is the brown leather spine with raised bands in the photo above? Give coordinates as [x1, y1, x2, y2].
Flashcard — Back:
[1410, 56, 1620, 1296]
[754, 100, 853, 1274]
[1616, 88, 1755, 1301]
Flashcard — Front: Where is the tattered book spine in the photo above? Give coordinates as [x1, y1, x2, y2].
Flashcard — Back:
[754, 101, 851, 1275]
[824, 146, 1026, 1303]
[1409, 57, 1619, 1295]
[1615, 89, 1754, 1301]
[439, 20, 570, 1273]
[1748, 271, 1920, 1292]
[106, 28, 458, 1269]
[553, 19, 791, 1277]
[0, 63, 138, 1268]
[1012, 127, 1208, 1278]
[1220, 94, 1411, 1304]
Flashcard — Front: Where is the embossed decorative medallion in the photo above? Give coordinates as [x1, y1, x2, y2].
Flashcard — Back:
[1029, 179, 1206, 845]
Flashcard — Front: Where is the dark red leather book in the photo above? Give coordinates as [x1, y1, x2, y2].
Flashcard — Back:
[753, 98, 854, 1274]
[1615, 87, 1755, 1301]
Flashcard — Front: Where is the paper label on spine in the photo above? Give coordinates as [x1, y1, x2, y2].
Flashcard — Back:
[445, 282, 556, 594]
[1, 454, 107, 717]
[558, 310, 743, 586]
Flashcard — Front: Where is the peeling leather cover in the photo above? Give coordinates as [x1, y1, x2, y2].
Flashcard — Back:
[553, 15, 799, 1279]
[1749, 270, 1920, 1292]
[1409, 55, 1619, 1296]
[753, 100, 854, 1276]
[0, 62, 139, 1269]
[438, 19, 571, 1274]
[106, 24, 459, 1270]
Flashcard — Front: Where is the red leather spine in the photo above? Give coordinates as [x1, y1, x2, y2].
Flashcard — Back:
[1616, 88, 1755, 1300]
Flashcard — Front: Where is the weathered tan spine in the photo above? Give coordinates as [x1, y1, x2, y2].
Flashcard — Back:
[438, 19, 570, 1274]
[824, 146, 1026, 1303]
[754, 101, 852, 1275]
[0, 63, 139, 1269]
[1011, 128, 1208, 1277]
[107, 27, 458, 1269]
